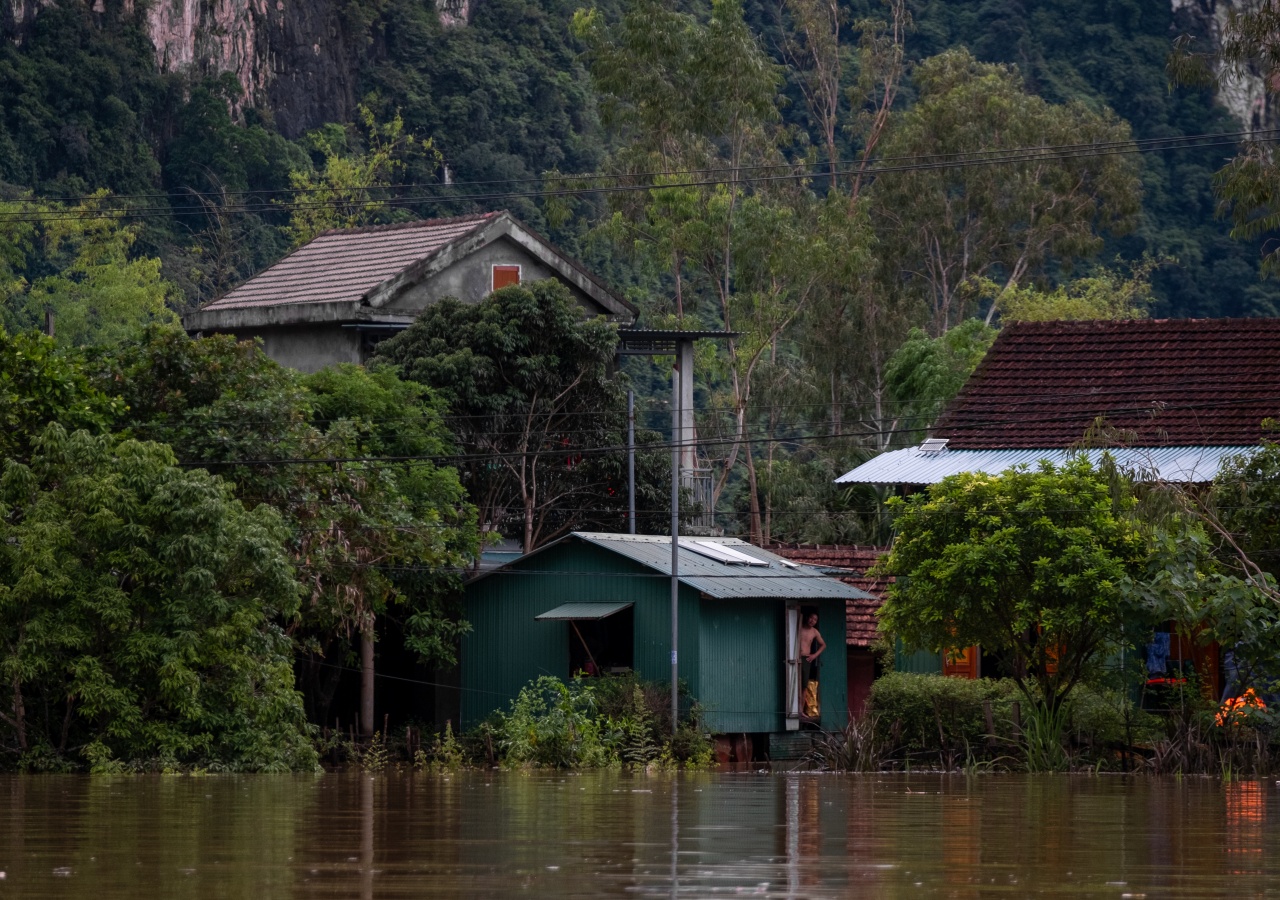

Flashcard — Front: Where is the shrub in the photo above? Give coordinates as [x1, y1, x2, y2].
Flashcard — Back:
[489, 674, 711, 769]
[868, 673, 1021, 765]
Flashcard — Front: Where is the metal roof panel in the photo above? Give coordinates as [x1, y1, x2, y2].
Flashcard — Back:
[534, 601, 634, 620]
[835, 445, 1254, 485]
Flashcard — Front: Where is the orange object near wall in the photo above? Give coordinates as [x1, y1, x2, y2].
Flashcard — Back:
[943, 645, 979, 679]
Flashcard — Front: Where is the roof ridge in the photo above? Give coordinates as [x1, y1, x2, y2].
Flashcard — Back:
[314, 210, 503, 239]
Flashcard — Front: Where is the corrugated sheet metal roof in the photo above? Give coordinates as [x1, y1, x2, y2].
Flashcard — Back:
[201, 213, 497, 311]
[571, 533, 875, 601]
[534, 601, 634, 620]
[835, 444, 1254, 485]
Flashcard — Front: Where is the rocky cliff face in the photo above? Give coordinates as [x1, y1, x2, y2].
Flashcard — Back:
[1172, 0, 1277, 134]
[4, 0, 364, 138]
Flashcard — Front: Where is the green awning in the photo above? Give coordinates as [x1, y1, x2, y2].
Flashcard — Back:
[534, 601, 633, 621]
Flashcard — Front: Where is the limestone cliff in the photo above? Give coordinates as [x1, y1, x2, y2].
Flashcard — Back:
[1172, 0, 1277, 134]
[4, 0, 364, 137]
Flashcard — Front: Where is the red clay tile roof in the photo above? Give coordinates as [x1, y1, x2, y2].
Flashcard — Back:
[201, 213, 499, 311]
[933, 319, 1280, 449]
[768, 545, 890, 648]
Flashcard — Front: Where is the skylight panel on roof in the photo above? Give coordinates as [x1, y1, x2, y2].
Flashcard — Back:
[678, 538, 770, 566]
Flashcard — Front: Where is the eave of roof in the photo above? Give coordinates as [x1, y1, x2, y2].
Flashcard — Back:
[835, 444, 1254, 485]
[467, 532, 875, 601]
[184, 211, 637, 330]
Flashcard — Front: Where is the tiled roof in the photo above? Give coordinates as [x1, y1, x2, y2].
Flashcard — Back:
[201, 213, 498, 311]
[933, 319, 1280, 449]
[768, 545, 890, 648]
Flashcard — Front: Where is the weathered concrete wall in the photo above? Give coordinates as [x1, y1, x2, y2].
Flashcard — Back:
[244, 324, 363, 373]
[385, 237, 596, 313]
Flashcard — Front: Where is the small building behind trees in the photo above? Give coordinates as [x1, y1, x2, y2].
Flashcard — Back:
[459, 533, 874, 754]
[183, 210, 636, 372]
[838, 318, 1280, 698]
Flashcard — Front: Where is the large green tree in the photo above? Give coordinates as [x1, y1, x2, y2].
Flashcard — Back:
[878, 459, 1148, 711]
[100, 328, 478, 734]
[375, 280, 663, 551]
[868, 48, 1143, 334]
[0, 425, 315, 771]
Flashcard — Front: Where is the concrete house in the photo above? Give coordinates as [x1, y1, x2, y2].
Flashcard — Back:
[183, 211, 637, 372]
[460, 533, 875, 758]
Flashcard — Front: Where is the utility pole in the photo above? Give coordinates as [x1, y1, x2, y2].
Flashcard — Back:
[615, 328, 737, 737]
[628, 389, 636, 535]
[670, 356, 681, 730]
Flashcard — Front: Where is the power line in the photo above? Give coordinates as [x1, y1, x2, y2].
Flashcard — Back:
[0, 129, 1262, 225]
[176, 392, 1280, 468]
[9, 127, 1267, 211]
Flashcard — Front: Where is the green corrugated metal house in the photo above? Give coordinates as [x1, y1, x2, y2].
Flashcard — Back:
[461, 533, 876, 736]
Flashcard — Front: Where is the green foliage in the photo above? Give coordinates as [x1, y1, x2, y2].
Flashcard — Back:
[989, 258, 1161, 323]
[0, 194, 178, 347]
[283, 106, 441, 246]
[878, 459, 1149, 710]
[375, 280, 663, 550]
[101, 329, 479, 724]
[0, 425, 316, 772]
[490, 675, 710, 769]
[0, 327, 121, 461]
[869, 48, 1142, 333]
[867, 672, 1019, 763]
[884, 318, 996, 438]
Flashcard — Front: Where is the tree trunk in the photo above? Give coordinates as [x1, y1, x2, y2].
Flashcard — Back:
[12, 674, 26, 752]
[360, 626, 375, 738]
[745, 446, 764, 546]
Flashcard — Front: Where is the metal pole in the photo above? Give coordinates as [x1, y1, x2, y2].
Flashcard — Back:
[671, 355, 681, 731]
[628, 389, 636, 535]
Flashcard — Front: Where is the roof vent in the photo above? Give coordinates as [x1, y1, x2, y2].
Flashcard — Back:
[918, 438, 949, 455]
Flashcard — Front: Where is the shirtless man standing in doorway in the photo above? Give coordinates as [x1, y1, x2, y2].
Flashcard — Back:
[799, 610, 826, 721]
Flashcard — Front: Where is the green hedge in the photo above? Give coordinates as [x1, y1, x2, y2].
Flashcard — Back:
[868, 673, 1020, 763]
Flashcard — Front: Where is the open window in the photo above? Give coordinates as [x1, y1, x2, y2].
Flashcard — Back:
[535, 601, 634, 676]
[492, 264, 521, 292]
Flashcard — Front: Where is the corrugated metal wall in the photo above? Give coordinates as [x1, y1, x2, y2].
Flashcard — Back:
[461, 537, 848, 735]
[461, 541, 692, 728]
[894, 639, 943, 675]
[698, 598, 783, 732]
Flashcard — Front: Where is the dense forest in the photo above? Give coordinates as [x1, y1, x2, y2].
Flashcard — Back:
[2, 0, 1279, 547]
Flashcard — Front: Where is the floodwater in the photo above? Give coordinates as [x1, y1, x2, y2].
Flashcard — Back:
[1, 773, 1278, 898]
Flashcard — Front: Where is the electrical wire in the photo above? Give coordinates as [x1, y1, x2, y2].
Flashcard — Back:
[0, 129, 1263, 224]
[10, 127, 1269, 210]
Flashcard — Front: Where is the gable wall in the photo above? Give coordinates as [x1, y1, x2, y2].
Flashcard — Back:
[460, 540, 699, 729]
[384, 237, 604, 315]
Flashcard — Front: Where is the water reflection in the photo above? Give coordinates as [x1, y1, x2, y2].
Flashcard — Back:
[0, 773, 1276, 897]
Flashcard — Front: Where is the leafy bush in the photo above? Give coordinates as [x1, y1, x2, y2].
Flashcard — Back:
[868, 673, 1021, 765]
[488, 675, 711, 769]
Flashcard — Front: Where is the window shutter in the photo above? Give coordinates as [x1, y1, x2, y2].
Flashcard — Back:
[492, 265, 521, 291]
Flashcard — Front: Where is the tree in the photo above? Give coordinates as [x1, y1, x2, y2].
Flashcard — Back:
[878, 459, 1148, 711]
[883, 318, 997, 442]
[298, 364, 478, 735]
[987, 259, 1161, 323]
[282, 107, 441, 247]
[0, 194, 178, 347]
[0, 328, 121, 462]
[868, 49, 1143, 333]
[100, 328, 478, 735]
[375, 280, 662, 551]
[0, 425, 315, 771]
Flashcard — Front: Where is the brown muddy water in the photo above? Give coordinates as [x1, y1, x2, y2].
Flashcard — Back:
[1, 772, 1277, 898]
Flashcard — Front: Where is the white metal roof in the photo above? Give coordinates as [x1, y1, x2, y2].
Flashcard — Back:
[835, 444, 1255, 485]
